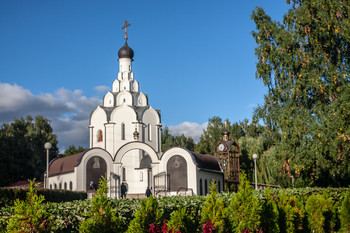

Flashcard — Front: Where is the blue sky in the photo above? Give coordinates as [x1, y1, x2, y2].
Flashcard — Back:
[0, 0, 290, 151]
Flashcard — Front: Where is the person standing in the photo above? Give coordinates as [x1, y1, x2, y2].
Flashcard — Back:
[145, 186, 152, 197]
[121, 183, 127, 198]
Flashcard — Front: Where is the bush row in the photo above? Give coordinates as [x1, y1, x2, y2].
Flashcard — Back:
[0, 186, 87, 207]
[0, 176, 349, 232]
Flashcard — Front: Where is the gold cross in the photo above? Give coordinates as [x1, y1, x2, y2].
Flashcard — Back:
[122, 20, 131, 42]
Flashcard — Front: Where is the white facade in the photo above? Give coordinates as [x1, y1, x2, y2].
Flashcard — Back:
[47, 41, 223, 198]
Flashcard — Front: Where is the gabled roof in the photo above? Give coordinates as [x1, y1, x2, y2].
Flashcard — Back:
[191, 152, 223, 173]
[49, 152, 83, 176]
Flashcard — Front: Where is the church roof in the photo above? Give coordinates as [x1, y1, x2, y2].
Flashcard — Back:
[100, 105, 160, 123]
[191, 152, 223, 173]
[118, 42, 134, 59]
[49, 152, 83, 176]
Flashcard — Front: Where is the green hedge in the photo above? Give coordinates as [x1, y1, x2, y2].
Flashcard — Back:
[0, 187, 349, 232]
[0, 187, 87, 207]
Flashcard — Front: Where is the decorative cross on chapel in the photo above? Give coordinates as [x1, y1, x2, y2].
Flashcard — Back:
[122, 20, 131, 42]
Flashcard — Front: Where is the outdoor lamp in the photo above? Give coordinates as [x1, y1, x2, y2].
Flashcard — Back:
[252, 153, 258, 190]
[44, 142, 52, 189]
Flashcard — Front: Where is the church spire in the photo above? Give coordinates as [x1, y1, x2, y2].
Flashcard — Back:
[122, 19, 131, 42]
[118, 20, 134, 60]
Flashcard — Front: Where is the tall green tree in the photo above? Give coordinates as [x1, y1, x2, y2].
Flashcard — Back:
[252, 0, 350, 187]
[0, 116, 58, 186]
[161, 127, 195, 152]
[62, 145, 86, 157]
[195, 117, 226, 155]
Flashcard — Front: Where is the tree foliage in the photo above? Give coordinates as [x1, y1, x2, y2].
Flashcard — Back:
[62, 145, 86, 157]
[127, 196, 163, 233]
[195, 117, 262, 155]
[0, 116, 58, 187]
[161, 127, 195, 152]
[166, 207, 196, 233]
[227, 173, 261, 232]
[201, 181, 227, 233]
[260, 187, 279, 233]
[79, 175, 124, 233]
[6, 179, 54, 232]
[252, 0, 350, 187]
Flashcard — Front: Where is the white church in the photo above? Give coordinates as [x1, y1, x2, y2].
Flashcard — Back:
[46, 22, 224, 198]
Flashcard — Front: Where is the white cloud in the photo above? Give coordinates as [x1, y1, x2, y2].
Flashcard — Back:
[0, 82, 100, 152]
[94, 85, 110, 93]
[167, 121, 208, 143]
[0, 82, 209, 152]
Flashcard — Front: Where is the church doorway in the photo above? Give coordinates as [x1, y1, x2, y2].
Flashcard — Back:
[86, 156, 107, 192]
[115, 142, 158, 197]
[120, 148, 153, 197]
[167, 155, 188, 192]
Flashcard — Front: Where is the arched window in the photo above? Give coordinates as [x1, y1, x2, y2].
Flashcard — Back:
[140, 171, 143, 181]
[69, 181, 73, 191]
[148, 124, 152, 141]
[122, 167, 126, 181]
[59, 183, 62, 190]
[121, 123, 125, 140]
[204, 179, 208, 195]
[64, 182, 67, 190]
[142, 126, 145, 142]
[50, 184, 52, 190]
[97, 129, 103, 142]
[218, 180, 221, 193]
[199, 179, 203, 195]
[54, 184, 57, 189]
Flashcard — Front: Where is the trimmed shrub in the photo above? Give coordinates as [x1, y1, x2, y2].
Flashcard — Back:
[127, 195, 163, 233]
[78, 175, 124, 233]
[166, 206, 195, 233]
[0, 186, 87, 207]
[277, 192, 304, 233]
[201, 180, 227, 233]
[340, 192, 350, 233]
[305, 193, 335, 232]
[227, 173, 261, 233]
[260, 187, 279, 233]
[6, 179, 54, 232]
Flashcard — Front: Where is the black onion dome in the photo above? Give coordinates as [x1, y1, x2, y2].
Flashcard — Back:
[118, 42, 134, 59]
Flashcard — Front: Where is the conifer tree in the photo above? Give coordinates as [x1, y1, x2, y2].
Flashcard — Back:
[127, 196, 163, 233]
[260, 187, 279, 233]
[6, 179, 53, 232]
[201, 181, 227, 233]
[227, 173, 261, 232]
[79, 175, 124, 233]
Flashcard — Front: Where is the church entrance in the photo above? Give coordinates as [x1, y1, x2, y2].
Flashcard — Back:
[167, 155, 188, 192]
[114, 142, 159, 198]
[86, 156, 107, 193]
[120, 148, 153, 198]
